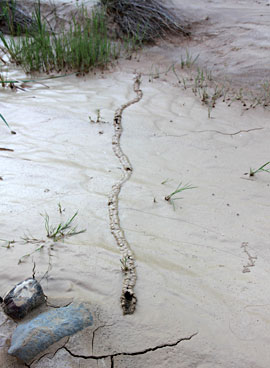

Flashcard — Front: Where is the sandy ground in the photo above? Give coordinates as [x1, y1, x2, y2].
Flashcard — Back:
[0, 0, 270, 367]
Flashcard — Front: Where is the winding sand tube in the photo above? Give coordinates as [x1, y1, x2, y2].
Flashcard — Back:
[108, 75, 143, 315]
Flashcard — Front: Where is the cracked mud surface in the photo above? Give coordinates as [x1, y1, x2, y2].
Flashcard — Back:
[1, 0, 270, 367]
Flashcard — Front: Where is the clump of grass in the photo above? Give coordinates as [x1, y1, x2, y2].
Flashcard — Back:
[249, 162, 270, 177]
[101, 0, 190, 42]
[43, 211, 86, 242]
[165, 182, 196, 201]
[15, 206, 86, 264]
[190, 67, 226, 118]
[165, 182, 196, 209]
[0, 207, 86, 264]
[0, 2, 121, 73]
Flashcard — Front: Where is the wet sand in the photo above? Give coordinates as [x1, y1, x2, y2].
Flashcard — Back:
[1, 0, 270, 367]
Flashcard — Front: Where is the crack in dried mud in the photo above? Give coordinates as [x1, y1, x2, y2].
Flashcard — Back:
[91, 324, 110, 355]
[159, 127, 263, 139]
[108, 75, 143, 315]
[30, 337, 70, 366]
[191, 127, 263, 136]
[153, 127, 263, 140]
[58, 332, 198, 365]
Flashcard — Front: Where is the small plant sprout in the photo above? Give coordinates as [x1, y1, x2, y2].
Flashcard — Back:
[42, 211, 86, 242]
[180, 49, 199, 69]
[0, 112, 16, 134]
[165, 182, 196, 209]
[0, 239, 15, 248]
[249, 162, 270, 177]
[58, 202, 65, 214]
[120, 256, 129, 272]
[161, 178, 172, 185]
[89, 109, 108, 124]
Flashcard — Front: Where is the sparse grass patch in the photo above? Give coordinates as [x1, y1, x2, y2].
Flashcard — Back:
[167, 51, 270, 116]
[1, 205, 86, 264]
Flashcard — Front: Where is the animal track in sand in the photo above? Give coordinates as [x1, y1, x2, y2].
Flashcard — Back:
[108, 75, 143, 315]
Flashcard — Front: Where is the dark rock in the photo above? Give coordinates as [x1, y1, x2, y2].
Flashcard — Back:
[2, 278, 46, 320]
[8, 303, 94, 362]
[0, 0, 36, 34]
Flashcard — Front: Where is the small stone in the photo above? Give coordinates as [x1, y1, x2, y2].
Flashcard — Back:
[2, 278, 45, 320]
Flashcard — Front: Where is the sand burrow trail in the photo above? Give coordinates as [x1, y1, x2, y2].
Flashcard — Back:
[108, 75, 143, 315]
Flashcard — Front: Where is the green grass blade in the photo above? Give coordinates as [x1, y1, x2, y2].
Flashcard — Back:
[0, 113, 10, 129]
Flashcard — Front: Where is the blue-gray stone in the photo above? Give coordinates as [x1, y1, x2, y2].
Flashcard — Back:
[8, 303, 93, 362]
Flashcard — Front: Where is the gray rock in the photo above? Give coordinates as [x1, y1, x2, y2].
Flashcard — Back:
[2, 278, 46, 320]
[8, 303, 93, 363]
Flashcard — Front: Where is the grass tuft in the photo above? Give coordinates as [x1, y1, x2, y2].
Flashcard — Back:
[165, 182, 196, 210]
[42, 211, 86, 242]
[2, 205, 87, 264]
[180, 49, 199, 69]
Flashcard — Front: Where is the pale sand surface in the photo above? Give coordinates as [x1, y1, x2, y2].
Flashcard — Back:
[0, 0, 270, 367]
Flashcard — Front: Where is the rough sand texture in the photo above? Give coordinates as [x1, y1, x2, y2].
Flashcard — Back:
[168, 0, 270, 87]
[0, 0, 270, 367]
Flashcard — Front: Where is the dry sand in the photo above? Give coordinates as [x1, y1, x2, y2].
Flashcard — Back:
[0, 0, 270, 367]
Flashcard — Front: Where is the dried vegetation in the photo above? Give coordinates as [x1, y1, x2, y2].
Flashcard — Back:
[101, 0, 190, 41]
